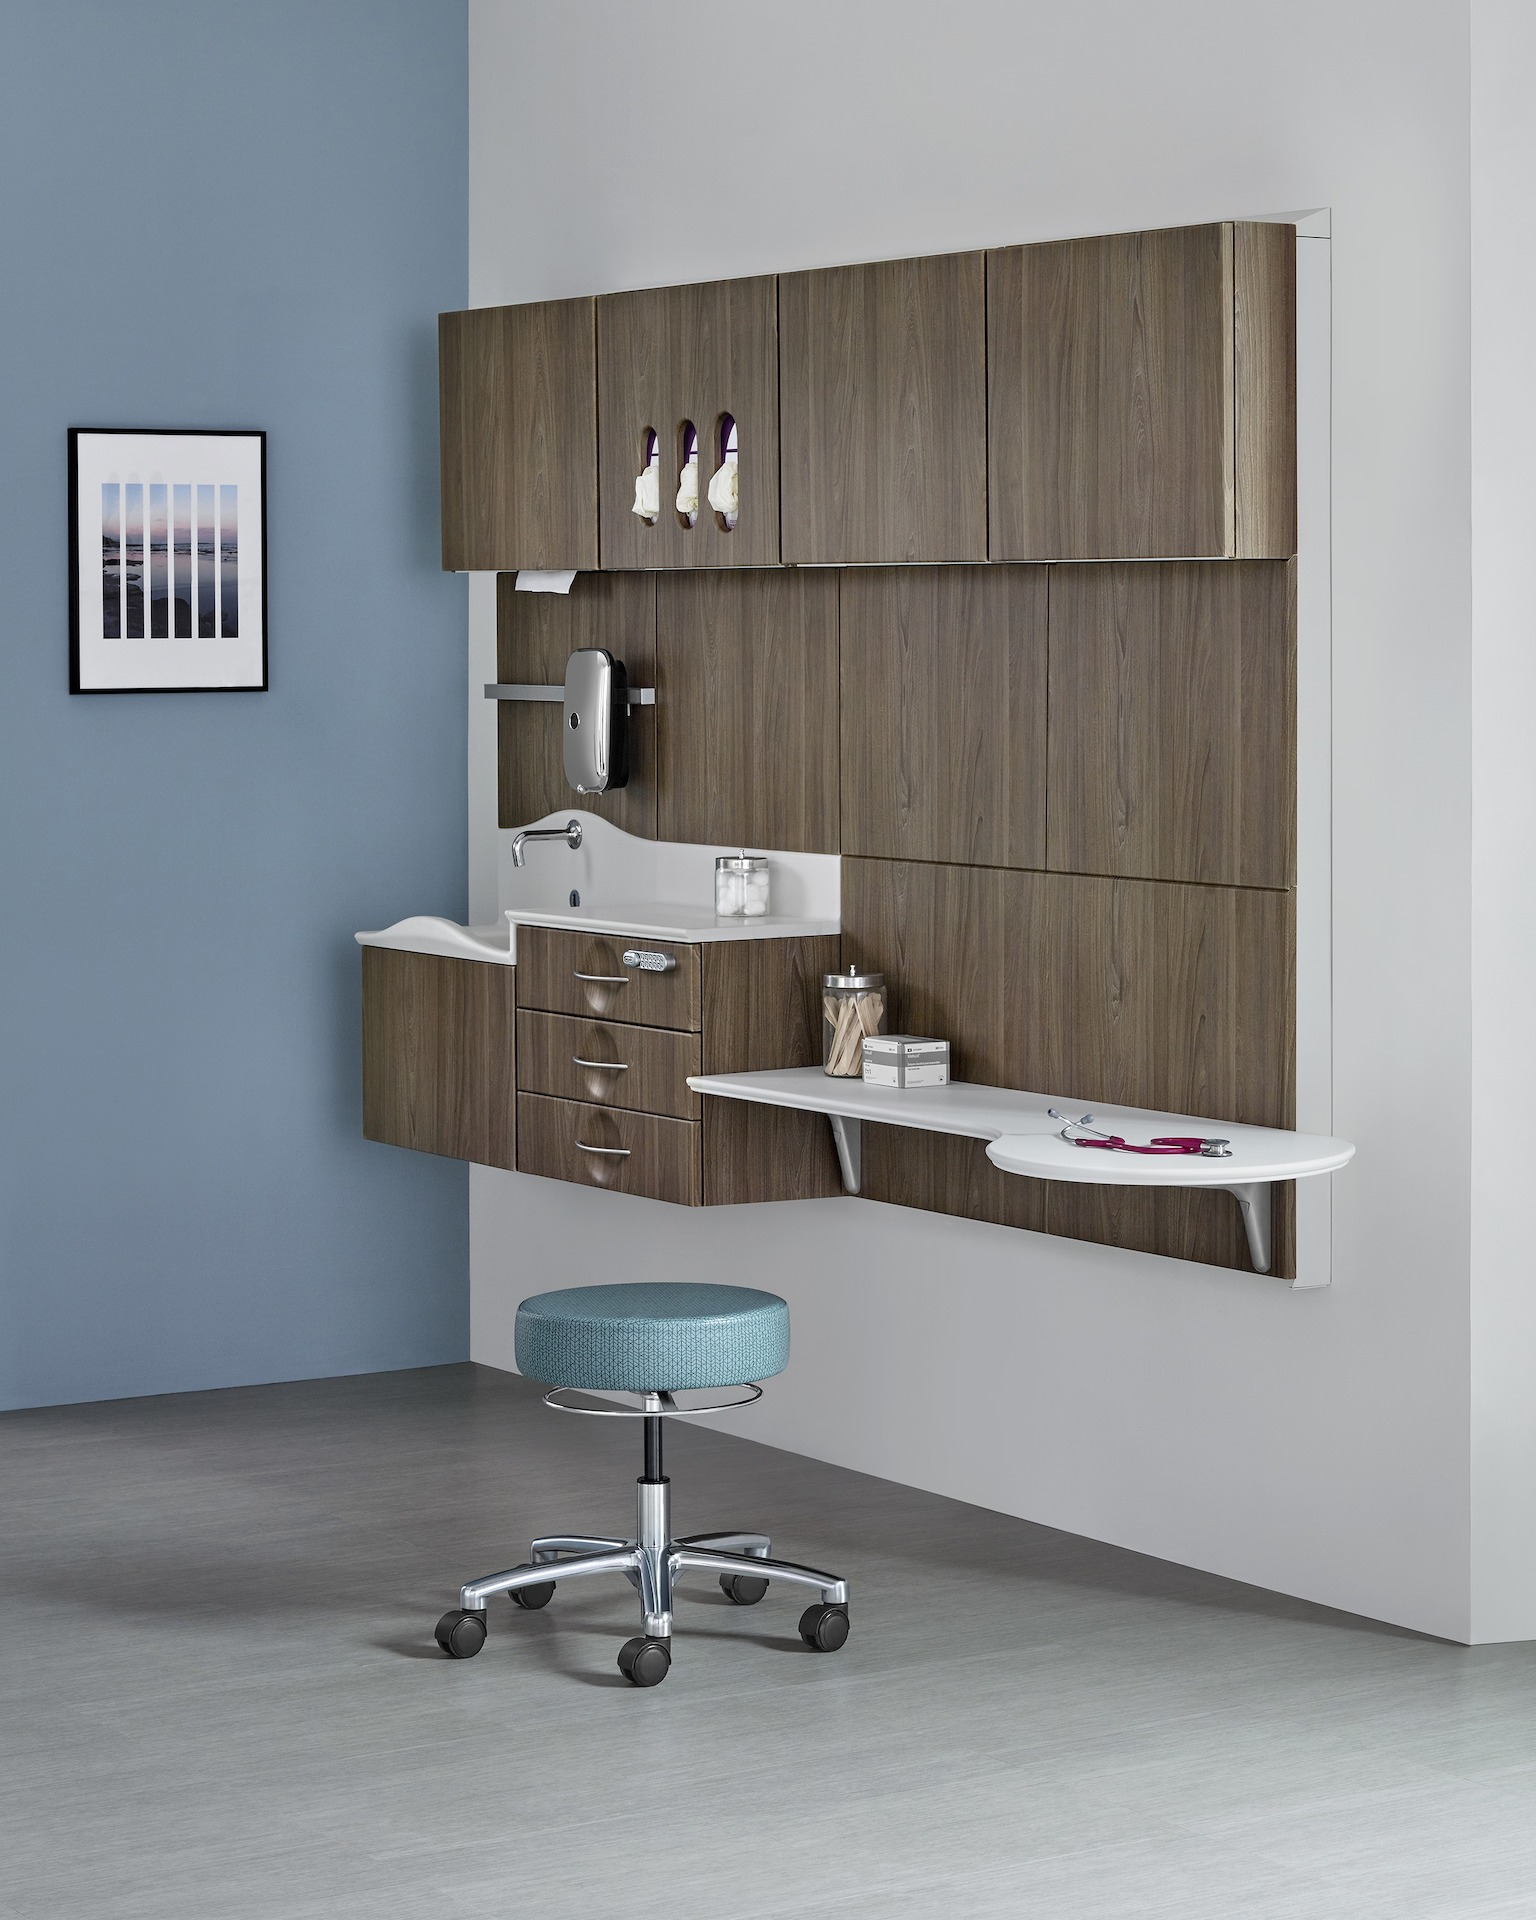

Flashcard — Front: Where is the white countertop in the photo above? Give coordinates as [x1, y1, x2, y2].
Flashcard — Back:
[687, 1067, 1354, 1187]
[355, 917, 514, 964]
[356, 905, 839, 965]
[505, 903, 840, 943]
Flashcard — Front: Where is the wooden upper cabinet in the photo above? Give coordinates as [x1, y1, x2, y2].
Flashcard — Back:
[438, 297, 598, 571]
[988, 222, 1295, 561]
[597, 276, 779, 569]
[779, 252, 988, 565]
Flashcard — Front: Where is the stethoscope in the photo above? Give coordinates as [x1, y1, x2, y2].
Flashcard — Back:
[1047, 1109, 1233, 1159]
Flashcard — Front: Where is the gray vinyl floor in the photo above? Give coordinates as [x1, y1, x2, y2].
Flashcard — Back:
[3, 1366, 1536, 1919]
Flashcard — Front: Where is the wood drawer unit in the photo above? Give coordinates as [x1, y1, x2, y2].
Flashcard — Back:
[516, 1010, 702, 1120]
[516, 1093, 702, 1206]
[512, 929, 841, 1207]
[361, 948, 516, 1171]
[515, 926, 701, 1029]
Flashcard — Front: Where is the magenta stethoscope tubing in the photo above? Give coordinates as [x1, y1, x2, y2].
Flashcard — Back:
[1046, 1109, 1231, 1157]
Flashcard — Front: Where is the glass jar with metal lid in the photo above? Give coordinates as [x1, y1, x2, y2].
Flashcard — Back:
[715, 852, 769, 917]
[822, 967, 886, 1076]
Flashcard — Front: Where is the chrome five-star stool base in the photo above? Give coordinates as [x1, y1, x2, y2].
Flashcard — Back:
[435, 1387, 850, 1686]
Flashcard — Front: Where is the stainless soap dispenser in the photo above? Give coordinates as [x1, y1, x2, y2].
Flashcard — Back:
[562, 647, 630, 794]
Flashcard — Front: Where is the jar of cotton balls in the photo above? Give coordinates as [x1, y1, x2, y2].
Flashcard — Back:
[715, 853, 770, 918]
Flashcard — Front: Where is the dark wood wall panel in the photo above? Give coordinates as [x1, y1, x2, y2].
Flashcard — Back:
[840, 566, 1048, 869]
[1047, 560, 1295, 887]
[779, 253, 987, 564]
[597, 276, 779, 569]
[863, 1127, 1049, 1235]
[362, 948, 516, 1170]
[700, 936, 842, 1205]
[439, 299, 597, 572]
[1045, 1180, 1293, 1281]
[496, 572, 657, 835]
[989, 225, 1234, 561]
[657, 570, 840, 852]
[842, 857, 1295, 1274]
[1234, 222, 1298, 559]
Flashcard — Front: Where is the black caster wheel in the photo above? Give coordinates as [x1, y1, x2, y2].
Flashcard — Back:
[721, 1571, 770, 1606]
[434, 1609, 488, 1659]
[799, 1603, 850, 1652]
[617, 1636, 672, 1687]
[512, 1581, 556, 1610]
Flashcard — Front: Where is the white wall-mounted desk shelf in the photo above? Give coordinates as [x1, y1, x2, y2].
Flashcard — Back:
[687, 1068, 1354, 1279]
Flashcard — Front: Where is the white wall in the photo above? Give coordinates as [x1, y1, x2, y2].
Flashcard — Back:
[1470, 0, 1536, 1643]
[468, 1, 1483, 1639]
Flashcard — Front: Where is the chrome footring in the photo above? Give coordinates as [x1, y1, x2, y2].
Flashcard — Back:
[542, 1384, 763, 1418]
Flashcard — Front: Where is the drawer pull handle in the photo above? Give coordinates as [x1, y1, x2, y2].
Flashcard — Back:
[622, 948, 677, 973]
[573, 971, 629, 985]
[572, 1056, 629, 1072]
[576, 1141, 631, 1157]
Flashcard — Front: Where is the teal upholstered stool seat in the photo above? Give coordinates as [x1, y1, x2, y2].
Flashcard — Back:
[515, 1282, 790, 1394]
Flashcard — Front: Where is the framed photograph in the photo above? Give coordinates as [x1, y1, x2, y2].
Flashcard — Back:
[69, 428, 267, 693]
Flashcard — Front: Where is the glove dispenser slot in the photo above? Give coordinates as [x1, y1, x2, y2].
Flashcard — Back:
[709, 413, 739, 531]
[632, 427, 660, 524]
[675, 420, 699, 528]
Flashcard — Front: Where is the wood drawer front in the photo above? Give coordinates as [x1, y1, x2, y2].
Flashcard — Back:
[516, 1011, 701, 1120]
[515, 927, 701, 1029]
[516, 1093, 701, 1206]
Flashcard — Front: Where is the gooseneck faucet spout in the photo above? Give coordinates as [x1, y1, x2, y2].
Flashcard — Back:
[510, 819, 583, 869]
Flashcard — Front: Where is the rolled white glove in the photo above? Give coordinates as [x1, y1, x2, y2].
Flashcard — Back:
[632, 465, 660, 521]
[675, 454, 700, 518]
[706, 454, 739, 516]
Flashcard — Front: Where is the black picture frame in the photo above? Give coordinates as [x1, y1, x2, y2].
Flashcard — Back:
[69, 427, 268, 694]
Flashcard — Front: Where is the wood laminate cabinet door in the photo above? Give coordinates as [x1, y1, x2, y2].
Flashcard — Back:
[497, 571, 657, 836]
[779, 252, 988, 564]
[439, 298, 598, 571]
[597, 276, 779, 569]
[988, 223, 1295, 560]
[361, 948, 516, 1170]
[656, 570, 840, 853]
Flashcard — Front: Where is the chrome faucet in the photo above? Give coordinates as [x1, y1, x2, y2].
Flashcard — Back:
[510, 818, 582, 868]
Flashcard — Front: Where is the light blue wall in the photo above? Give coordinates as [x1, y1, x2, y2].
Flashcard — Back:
[0, 2, 470, 1408]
